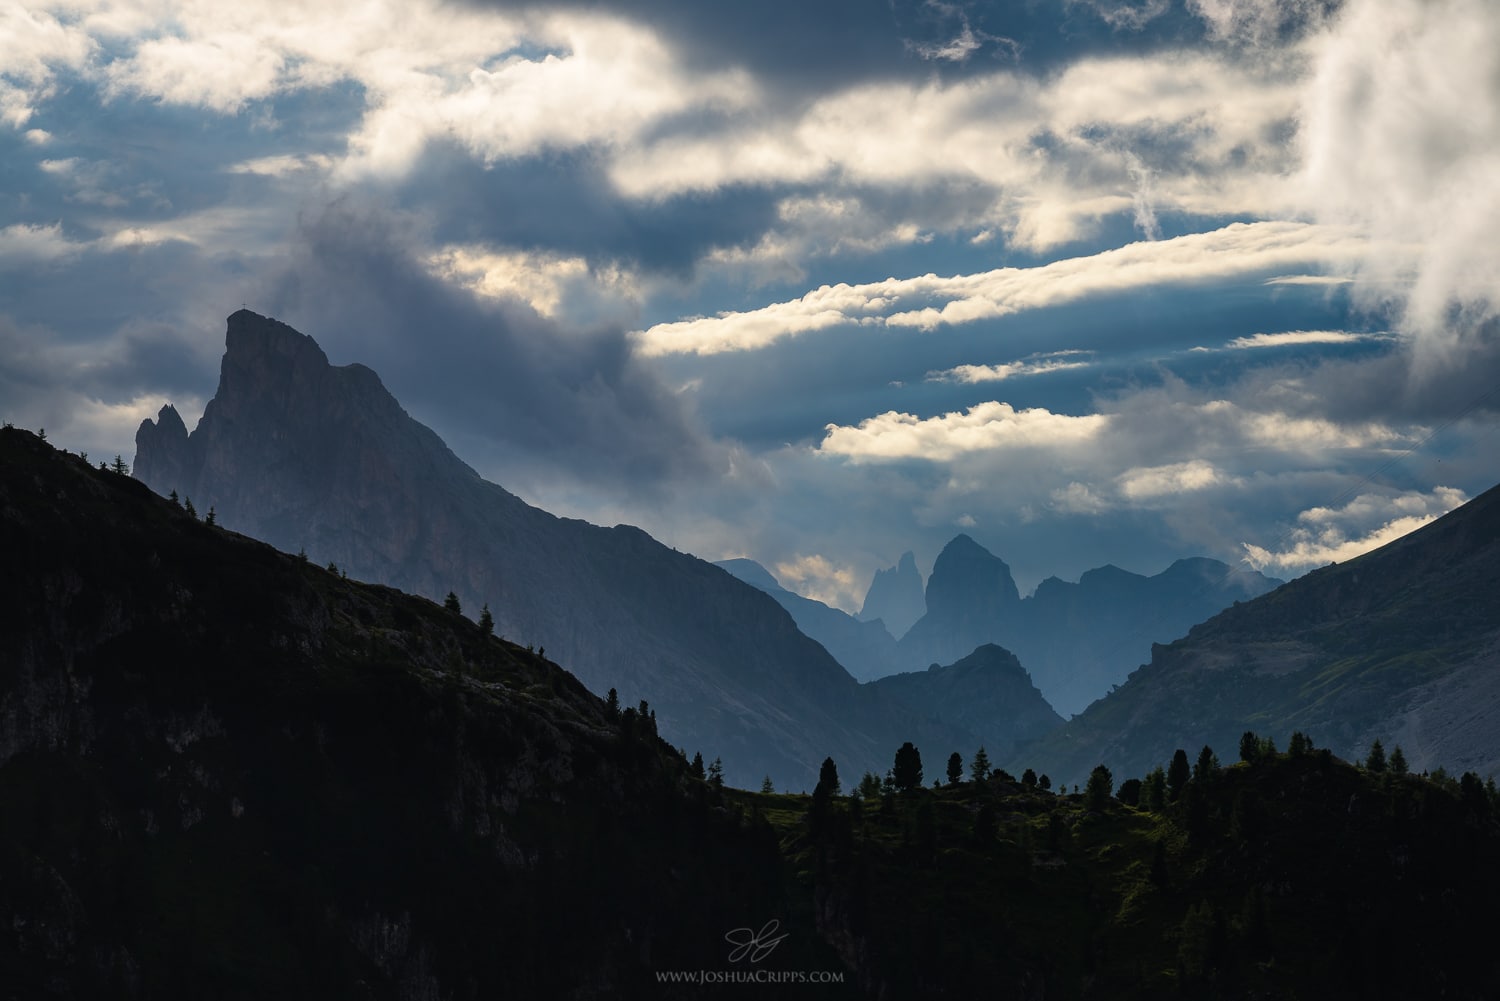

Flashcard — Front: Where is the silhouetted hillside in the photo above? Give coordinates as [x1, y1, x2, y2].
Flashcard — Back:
[716, 558, 904, 682]
[131, 311, 963, 790]
[1019, 480, 1500, 786]
[1, 426, 849, 998]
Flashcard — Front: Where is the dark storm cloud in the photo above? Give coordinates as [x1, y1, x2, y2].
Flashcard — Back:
[405, 144, 786, 277]
[461, 0, 1216, 97]
[1233, 319, 1500, 429]
[261, 199, 726, 492]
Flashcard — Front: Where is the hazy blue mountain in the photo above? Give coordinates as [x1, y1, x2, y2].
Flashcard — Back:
[715, 558, 903, 682]
[857, 551, 925, 639]
[865, 644, 1063, 763]
[1013, 557, 1281, 716]
[131, 311, 960, 791]
[897, 535, 1023, 670]
[896, 535, 1279, 716]
[1015, 479, 1500, 787]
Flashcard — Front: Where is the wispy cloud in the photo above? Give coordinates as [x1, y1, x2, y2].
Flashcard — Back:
[927, 352, 1092, 383]
[1222, 330, 1389, 350]
[636, 221, 1371, 356]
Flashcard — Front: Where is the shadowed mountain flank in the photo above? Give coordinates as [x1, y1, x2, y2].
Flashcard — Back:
[132, 311, 974, 790]
[1017, 480, 1500, 786]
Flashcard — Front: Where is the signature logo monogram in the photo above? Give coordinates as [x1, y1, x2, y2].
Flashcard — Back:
[724, 919, 789, 963]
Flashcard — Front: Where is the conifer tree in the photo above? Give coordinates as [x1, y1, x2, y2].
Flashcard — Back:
[1389, 745, 1409, 775]
[816, 757, 841, 797]
[1194, 745, 1219, 783]
[1239, 730, 1261, 763]
[478, 603, 494, 635]
[1038, 774, 1051, 792]
[858, 771, 882, 800]
[892, 742, 923, 792]
[708, 757, 724, 789]
[605, 688, 620, 719]
[946, 751, 963, 785]
[1021, 767, 1038, 788]
[1141, 767, 1167, 811]
[690, 752, 706, 780]
[1366, 740, 1387, 773]
[761, 775, 775, 794]
[971, 745, 992, 783]
[169, 489, 180, 506]
[111, 454, 129, 475]
[204, 506, 216, 526]
[1084, 764, 1113, 811]
[444, 591, 462, 614]
[1167, 749, 1190, 801]
[184, 497, 197, 519]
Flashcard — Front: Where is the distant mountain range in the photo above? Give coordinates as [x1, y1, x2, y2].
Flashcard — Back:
[131, 311, 1025, 790]
[727, 537, 1279, 717]
[715, 558, 906, 681]
[1018, 478, 1500, 786]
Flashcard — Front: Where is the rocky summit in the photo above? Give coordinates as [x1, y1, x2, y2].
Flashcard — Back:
[132, 311, 976, 791]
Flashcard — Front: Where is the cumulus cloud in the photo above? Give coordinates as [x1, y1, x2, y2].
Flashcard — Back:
[0, 222, 79, 263]
[425, 244, 639, 325]
[1117, 459, 1231, 500]
[1297, 0, 1500, 366]
[0, 4, 93, 128]
[819, 402, 1111, 463]
[636, 221, 1371, 355]
[773, 553, 863, 611]
[1242, 486, 1469, 573]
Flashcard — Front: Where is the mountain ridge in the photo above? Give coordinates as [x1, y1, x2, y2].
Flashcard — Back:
[131, 311, 986, 790]
[1016, 478, 1500, 785]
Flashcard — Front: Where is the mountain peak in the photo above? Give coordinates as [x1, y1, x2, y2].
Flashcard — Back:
[926, 534, 1019, 611]
[714, 557, 783, 593]
[859, 549, 925, 639]
[226, 309, 329, 367]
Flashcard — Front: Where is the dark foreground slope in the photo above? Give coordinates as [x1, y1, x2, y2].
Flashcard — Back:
[1020, 480, 1500, 786]
[131, 311, 956, 791]
[0, 428, 847, 998]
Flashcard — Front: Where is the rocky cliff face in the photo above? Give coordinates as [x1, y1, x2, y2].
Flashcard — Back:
[1, 427, 839, 998]
[1016, 480, 1500, 786]
[131, 311, 961, 791]
[897, 535, 1022, 669]
[857, 551, 925, 640]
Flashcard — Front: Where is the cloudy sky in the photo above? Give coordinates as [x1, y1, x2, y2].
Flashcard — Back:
[4, 0, 1498, 611]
